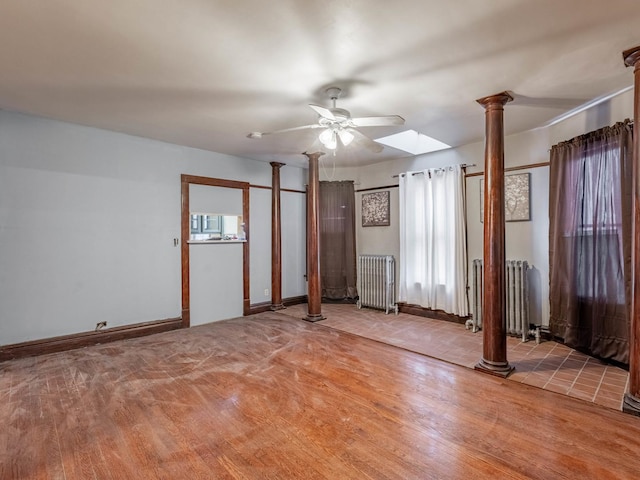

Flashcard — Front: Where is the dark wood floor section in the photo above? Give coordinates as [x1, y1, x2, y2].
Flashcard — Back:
[2, 312, 640, 479]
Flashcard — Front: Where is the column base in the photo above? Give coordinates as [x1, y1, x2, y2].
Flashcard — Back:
[303, 313, 325, 323]
[270, 304, 285, 311]
[474, 358, 514, 378]
[623, 393, 640, 417]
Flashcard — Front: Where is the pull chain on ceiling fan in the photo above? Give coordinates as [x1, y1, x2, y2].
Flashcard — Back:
[247, 87, 405, 153]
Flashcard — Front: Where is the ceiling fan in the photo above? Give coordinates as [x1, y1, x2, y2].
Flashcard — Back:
[247, 87, 405, 153]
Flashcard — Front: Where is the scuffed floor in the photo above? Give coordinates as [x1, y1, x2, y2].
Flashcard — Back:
[1, 311, 638, 479]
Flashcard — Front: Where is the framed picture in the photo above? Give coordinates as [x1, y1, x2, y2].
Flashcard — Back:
[362, 191, 390, 227]
[480, 172, 531, 222]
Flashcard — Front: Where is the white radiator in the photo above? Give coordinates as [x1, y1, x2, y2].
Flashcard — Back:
[469, 259, 531, 341]
[357, 255, 398, 314]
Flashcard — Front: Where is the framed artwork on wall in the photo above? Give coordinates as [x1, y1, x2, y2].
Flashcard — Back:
[362, 191, 390, 227]
[480, 172, 531, 222]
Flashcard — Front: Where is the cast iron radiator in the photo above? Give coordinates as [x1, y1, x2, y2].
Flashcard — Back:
[469, 259, 531, 341]
[357, 254, 398, 314]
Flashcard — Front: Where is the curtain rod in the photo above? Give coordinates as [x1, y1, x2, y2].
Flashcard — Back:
[392, 164, 475, 178]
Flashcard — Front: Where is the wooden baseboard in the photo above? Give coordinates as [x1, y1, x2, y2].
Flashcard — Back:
[0, 317, 183, 362]
[247, 295, 308, 315]
[247, 301, 272, 315]
[397, 303, 470, 324]
[3, 295, 312, 362]
[284, 295, 308, 307]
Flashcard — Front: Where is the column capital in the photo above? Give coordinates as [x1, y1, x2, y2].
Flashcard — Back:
[623, 46, 640, 68]
[476, 91, 514, 109]
[270, 161, 285, 169]
[302, 151, 325, 161]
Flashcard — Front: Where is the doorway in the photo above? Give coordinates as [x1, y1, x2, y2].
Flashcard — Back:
[180, 175, 250, 327]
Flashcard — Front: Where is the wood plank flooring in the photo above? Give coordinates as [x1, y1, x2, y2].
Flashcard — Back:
[288, 303, 630, 410]
[2, 311, 640, 479]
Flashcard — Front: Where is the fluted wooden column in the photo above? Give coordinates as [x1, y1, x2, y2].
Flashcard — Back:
[270, 162, 285, 311]
[304, 151, 325, 322]
[475, 91, 514, 378]
[623, 46, 640, 416]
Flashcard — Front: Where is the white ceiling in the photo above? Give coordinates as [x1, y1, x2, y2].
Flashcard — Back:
[1, 0, 639, 167]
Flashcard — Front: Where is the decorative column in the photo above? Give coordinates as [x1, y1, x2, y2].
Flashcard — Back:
[623, 46, 640, 416]
[475, 91, 514, 378]
[270, 162, 285, 311]
[304, 151, 325, 322]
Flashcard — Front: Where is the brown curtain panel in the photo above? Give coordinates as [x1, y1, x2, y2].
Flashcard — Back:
[319, 181, 357, 299]
[549, 120, 633, 364]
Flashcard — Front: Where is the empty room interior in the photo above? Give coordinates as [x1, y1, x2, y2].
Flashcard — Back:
[3, 1, 640, 479]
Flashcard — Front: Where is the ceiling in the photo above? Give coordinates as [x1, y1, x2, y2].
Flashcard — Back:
[1, 0, 639, 168]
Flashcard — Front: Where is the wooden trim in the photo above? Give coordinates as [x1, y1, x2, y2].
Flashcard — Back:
[242, 185, 251, 316]
[250, 184, 306, 195]
[247, 301, 272, 315]
[247, 295, 308, 315]
[359, 162, 550, 193]
[182, 175, 249, 190]
[398, 303, 470, 324]
[180, 174, 251, 323]
[0, 318, 182, 362]
[181, 177, 190, 327]
[356, 184, 399, 193]
[465, 161, 550, 178]
[283, 295, 308, 306]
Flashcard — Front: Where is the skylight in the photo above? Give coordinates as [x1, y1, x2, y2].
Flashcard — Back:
[375, 130, 451, 155]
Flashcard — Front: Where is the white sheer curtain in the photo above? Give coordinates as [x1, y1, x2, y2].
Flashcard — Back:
[399, 165, 468, 316]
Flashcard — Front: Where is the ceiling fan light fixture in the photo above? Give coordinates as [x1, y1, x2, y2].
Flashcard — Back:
[338, 129, 354, 146]
[249, 86, 402, 154]
[319, 128, 337, 150]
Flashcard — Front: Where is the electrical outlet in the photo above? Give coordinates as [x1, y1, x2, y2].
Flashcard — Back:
[264, 288, 269, 297]
[95, 321, 107, 331]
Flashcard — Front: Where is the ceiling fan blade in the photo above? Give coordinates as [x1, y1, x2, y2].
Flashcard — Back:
[309, 104, 336, 121]
[247, 124, 322, 138]
[350, 115, 405, 127]
[351, 129, 384, 153]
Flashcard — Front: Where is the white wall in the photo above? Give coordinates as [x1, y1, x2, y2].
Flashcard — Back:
[0, 110, 307, 344]
[281, 190, 307, 298]
[355, 187, 400, 261]
[250, 187, 272, 303]
[326, 88, 635, 327]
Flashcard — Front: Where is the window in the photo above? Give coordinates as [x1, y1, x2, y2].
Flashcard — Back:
[548, 120, 632, 363]
[189, 213, 244, 241]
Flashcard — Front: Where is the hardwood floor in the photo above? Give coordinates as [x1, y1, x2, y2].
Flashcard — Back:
[287, 303, 630, 411]
[2, 311, 640, 479]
